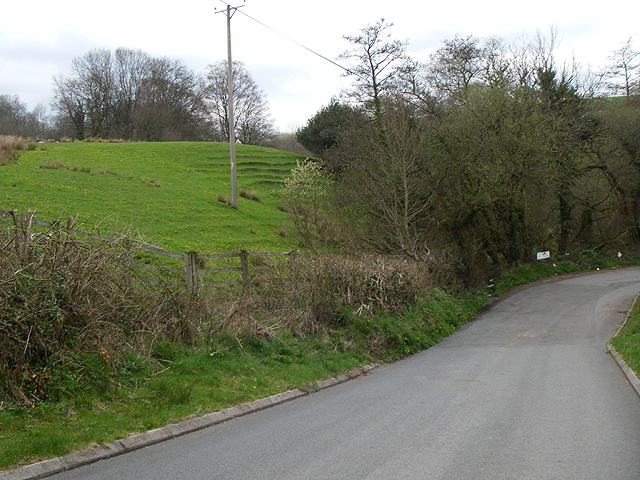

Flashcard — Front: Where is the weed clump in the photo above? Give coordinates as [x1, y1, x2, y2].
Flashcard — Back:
[40, 159, 92, 173]
[217, 193, 231, 205]
[0, 135, 24, 165]
[239, 187, 260, 202]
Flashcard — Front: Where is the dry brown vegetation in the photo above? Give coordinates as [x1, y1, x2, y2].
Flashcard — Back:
[0, 135, 25, 165]
[206, 251, 458, 340]
[239, 187, 261, 202]
[217, 193, 232, 205]
[0, 210, 455, 405]
[40, 159, 91, 173]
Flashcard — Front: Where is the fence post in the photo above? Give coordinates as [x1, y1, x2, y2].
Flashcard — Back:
[240, 249, 249, 292]
[289, 250, 297, 277]
[184, 251, 199, 293]
[10, 210, 20, 254]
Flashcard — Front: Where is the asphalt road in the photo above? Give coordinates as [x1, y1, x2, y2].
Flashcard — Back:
[49, 267, 640, 479]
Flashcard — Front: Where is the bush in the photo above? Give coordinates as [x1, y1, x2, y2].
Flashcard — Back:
[0, 211, 192, 405]
[217, 252, 453, 338]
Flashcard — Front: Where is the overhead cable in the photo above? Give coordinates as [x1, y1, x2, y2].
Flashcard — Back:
[234, 8, 353, 75]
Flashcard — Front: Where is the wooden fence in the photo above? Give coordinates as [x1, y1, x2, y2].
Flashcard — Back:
[150, 248, 296, 292]
[2, 209, 296, 293]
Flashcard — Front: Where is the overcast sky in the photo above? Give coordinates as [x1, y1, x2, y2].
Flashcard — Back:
[1, 0, 637, 131]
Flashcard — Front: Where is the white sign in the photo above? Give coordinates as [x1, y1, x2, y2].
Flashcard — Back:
[536, 251, 551, 261]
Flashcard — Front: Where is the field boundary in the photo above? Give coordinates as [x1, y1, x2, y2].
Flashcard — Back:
[147, 248, 296, 292]
[1, 209, 296, 292]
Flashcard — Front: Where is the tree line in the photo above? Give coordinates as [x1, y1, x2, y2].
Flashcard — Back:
[1, 49, 275, 144]
[293, 22, 640, 283]
[0, 95, 49, 139]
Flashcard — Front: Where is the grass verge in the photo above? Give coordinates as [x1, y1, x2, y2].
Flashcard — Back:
[0, 288, 484, 472]
[610, 298, 640, 376]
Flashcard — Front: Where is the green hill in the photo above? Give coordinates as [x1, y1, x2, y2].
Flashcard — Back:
[1, 141, 306, 253]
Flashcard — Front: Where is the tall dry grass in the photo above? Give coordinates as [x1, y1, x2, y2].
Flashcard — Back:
[0, 135, 25, 165]
[209, 252, 460, 338]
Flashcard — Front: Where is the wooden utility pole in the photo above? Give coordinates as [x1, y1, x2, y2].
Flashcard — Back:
[226, 4, 238, 209]
[216, 2, 244, 209]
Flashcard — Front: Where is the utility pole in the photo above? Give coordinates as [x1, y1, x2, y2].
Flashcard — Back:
[216, 1, 244, 209]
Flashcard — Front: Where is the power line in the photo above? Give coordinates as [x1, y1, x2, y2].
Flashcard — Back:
[230, 5, 353, 75]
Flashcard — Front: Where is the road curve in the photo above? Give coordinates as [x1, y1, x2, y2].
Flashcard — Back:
[49, 267, 640, 479]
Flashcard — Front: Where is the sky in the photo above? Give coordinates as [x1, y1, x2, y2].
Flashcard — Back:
[1, 0, 638, 131]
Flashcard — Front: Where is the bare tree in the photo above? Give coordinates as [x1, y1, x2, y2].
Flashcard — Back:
[326, 97, 439, 260]
[0, 95, 49, 137]
[426, 35, 486, 103]
[52, 49, 206, 141]
[399, 36, 509, 115]
[133, 57, 205, 141]
[112, 48, 151, 138]
[52, 74, 86, 139]
[603, 37, 640, 99]
[202, 60, 275, 145]
[71, 49, 116, 138]
[339, 19, 409, 121]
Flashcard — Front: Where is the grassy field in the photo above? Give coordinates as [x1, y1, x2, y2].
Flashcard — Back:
[1, 141, 306, 254]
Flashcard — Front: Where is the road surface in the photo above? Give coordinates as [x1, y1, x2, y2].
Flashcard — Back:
[49, 267, 640, 479]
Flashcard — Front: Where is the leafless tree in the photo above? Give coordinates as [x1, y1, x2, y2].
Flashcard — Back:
[0, 95, 49, 137]
[426, 35, 486, 103]
[602, 37, 640, 99]
[52, 74, 86, 139]
[339, 19, 409, 121]
[111, 48, 152, 138]
[133, 56, 205, 141]
[52, 49, 206, 141]
[72, 49, 116, 138]
[202, 60, 275, 146]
